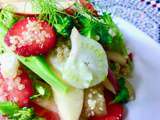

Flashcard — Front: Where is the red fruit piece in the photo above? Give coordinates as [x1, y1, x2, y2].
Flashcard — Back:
[79, 0, 98, 16]
[0, 68, 33, 107]
[5, 17, 56, 57]
[106, 104, 124, 120]
[107, 69, 120, 93]
[90, 90, 125, 120]
[30, 102, 60, 120]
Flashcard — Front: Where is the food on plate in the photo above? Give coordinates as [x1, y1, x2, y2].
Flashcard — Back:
[0, 0, 134, 120]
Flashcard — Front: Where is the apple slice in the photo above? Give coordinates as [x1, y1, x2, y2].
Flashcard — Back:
[0, 0, 39, 15]
[0, 0, 76, 15]
[53, 88, 84, 120]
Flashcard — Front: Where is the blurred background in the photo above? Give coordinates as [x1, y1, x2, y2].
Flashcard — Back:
[92, 0, 160, 42]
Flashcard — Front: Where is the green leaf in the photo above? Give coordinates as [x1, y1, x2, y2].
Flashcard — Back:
[31, 80, 53, 100]
[0, 102, 19, 116]
[112, 87, 129, 103]
[33, 0, 73, 37]
[78, 12, 127, 55]
[101, 12, 127, 55]
[53, 15, 73, 37]
[112, 77, 129, 103]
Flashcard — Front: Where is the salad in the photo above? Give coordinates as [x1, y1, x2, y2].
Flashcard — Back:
[0, 0, 134, 120]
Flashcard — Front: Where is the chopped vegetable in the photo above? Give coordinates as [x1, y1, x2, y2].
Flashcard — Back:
[107, 51, 127, 65]
[77, 11, 127, 55]
[101, 12, 127, 55]
[90, 90, 125, 120]
[31, 80, 53, 100]
[112, 77, 129, 103]
[82, 85, 106, 118]
[0, 102, 44, 120]
[62, 28, 108, 88]
[53, 88, 83, 120]
[53, 15, 73, 37]
[0, 102, 19, 116]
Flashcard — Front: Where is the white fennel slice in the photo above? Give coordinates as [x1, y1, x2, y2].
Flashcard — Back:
[53, 88, 84, 120]
[62, 27, 108, 88]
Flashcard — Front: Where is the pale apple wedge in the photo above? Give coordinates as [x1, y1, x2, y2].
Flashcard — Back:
[0, 0, 39, 15]
[0, 0, 76, 15]
[53, 88, 84, 120]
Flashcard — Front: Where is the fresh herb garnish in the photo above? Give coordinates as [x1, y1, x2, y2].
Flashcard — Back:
[78, 12, 127, 55]
[112, 77, 129, 103]
[0, 102, 44, 120]
[32, 0, 73, 37]
[31, 80, 53, 100]
[0, 102, 19, 116]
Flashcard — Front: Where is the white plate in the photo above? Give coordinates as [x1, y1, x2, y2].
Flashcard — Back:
[1, 1, 160, 119]
[114, 17, 160, 120]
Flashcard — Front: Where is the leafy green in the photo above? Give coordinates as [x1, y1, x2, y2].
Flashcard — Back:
[53, 15, 73, 37]
[77, 12, 127, 55]
[112, 77, 129, 103]
[0, 102, 44, 120]
[33, 0, 73, 37]
[77, 15, 99, 40]
[0, 102, 19, 116]
[9, 107, 44, 120]
[31, 80, 53, 100]
[101, 12, 127, 55]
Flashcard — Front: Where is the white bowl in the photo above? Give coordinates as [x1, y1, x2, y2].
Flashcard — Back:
[114, 17, 160, 120]
[1, 1, 160, 119]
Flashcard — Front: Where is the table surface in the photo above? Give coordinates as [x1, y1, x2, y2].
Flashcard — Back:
[92, 0, 160, 43]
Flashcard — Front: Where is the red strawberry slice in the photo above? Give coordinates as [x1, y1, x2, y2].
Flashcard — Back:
[90, 90, 125, 120]
[5, 17, 56, 57]
[30, 102, 60, 120]
[0, 67, 33, 107]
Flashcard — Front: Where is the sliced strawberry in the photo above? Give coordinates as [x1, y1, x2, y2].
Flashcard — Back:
[5, 17, 56, 56]
[0, 67, 33, 107]
[90, 90, 125, 120]
[30, 102, 60, 120]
